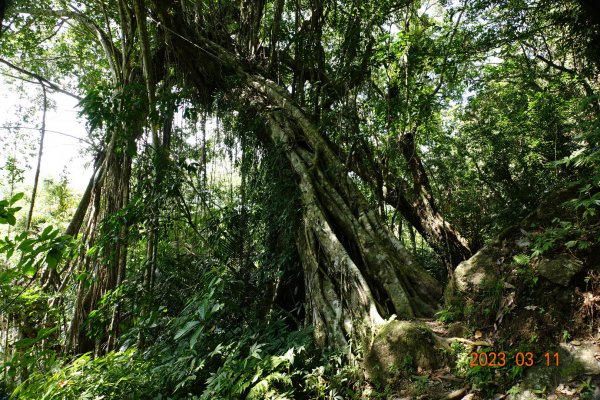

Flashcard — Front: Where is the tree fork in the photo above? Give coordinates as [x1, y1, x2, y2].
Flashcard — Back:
[342, 135, 473, 269]
[264, 105, 441, 348]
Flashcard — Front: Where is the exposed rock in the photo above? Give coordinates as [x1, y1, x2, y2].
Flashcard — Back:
[515, 237, 530, 249]
[521, 341, 600, 391]
[364, 320, 447, 385]
[535, 255, 584, 287]
[521, 366, 558, 393]
[508, 390, 543, 400]
[445, 388, 467, 399]
[447, 322, 468, 337]
[448, 185, 588, 300]
[452, 244, 502, 294]
[559, 341, 600, 375]
[593, 381, 600, 400]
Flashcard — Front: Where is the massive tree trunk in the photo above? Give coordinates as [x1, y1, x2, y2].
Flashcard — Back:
[150, 0, 470, 272]
[150, 2, 442, 348]
[264, 105, 441, 348]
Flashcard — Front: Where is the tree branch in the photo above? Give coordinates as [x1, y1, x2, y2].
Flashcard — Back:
[0, 57, 82, 100]
[535, 53, 600, 117]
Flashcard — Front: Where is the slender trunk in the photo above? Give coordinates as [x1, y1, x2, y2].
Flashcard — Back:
[2, 315, 9, 383]
[65, 152, 106, 237]
[66, 129, 133, 355]
[65, 177, 103, 355]
[132, 0, 168, 350]
[408, 225, 416, 254]
[28, 82, 64, 313]
[60, 4, 140, 355]
[240, 0, 266, 56]
[269, 0, 285, 76]
[107, 151, 131, 352]
[138, 92, 173, 350]
[26, 82, 47, 231]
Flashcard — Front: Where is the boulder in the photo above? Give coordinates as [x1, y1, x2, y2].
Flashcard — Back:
[535, 255, 584, 287]
[520, 341, 600, 391]
[508, 390, 543, 400]
[364, 320, 446, 385]
[452, 243, 502, 294]
[558, 341, 600, 376]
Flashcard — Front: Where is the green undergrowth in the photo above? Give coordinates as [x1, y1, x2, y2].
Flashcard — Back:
[12, 326, 370, 400]
[12, 349, 154, 400]
[11, 270, 372, 400]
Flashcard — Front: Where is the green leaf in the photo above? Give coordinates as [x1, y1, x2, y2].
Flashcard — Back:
[513, 254, 530, 265]
[41, 226, 53, 238]
[6, 214, 16, 226]
[209, 343, 224, 357]
[18, 239, 35, 251]
[36, 326, 58, 339]
[189, 325, 204, 349]
[174, 320, 200, 340]
[23, 265, 37, 278]
[9, 192, 24, 205]
[14, 338, 37, 349]
[46, 248, 61, 269]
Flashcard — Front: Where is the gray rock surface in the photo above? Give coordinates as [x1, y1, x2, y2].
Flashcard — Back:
[535, 255, 584, 287]
[452, 244, 501, 294]
[520, 341, 600, 392]
[364, 320, 446, 385]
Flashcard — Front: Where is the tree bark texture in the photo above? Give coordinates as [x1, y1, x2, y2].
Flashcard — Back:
[258, 80, 441, 348]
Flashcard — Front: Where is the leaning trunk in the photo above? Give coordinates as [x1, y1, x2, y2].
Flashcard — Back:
[398, 130, 472, 269]
[256, 80, 442, 348]
[346, 136, 472, 269]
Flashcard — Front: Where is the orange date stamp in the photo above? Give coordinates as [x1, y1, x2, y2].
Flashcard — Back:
[469, 351, 560, 368]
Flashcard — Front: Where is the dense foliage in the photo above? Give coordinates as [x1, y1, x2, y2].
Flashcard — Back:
[1, 0, 599, 398]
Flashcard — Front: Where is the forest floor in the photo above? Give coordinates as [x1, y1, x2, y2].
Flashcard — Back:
[381, 318, 600, 400]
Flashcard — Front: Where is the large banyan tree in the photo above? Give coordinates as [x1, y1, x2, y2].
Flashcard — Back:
[140, 0, 456, 348]
[7, 0, 476, 353]
[4, 0, 600, 396]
